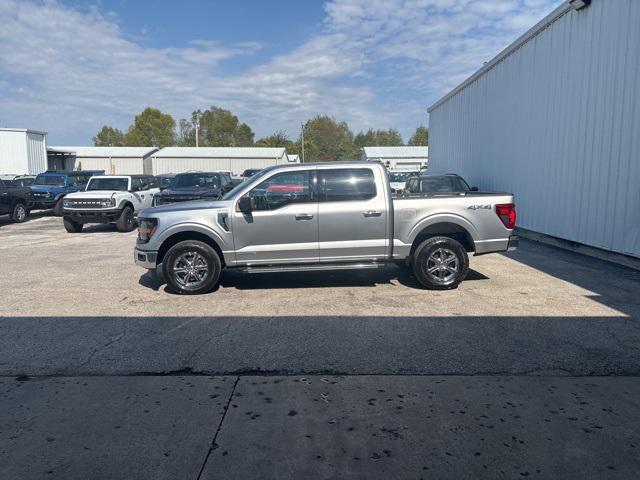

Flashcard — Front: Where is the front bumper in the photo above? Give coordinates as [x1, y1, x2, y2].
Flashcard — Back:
[134, 247, 158, 269]
[508, 235, 519, 251]
[32, 199, 56, 208]
[64, 208, 121, 223]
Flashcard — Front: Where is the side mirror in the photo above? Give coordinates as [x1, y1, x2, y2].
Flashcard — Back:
[238, 196, 253, 213]
[471, 186, 479, 191]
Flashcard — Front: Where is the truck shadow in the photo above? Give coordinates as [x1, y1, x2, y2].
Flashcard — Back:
[138, 265, 489, 293]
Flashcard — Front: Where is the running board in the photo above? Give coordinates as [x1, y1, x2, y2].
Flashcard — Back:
[239, 262, 385, 274]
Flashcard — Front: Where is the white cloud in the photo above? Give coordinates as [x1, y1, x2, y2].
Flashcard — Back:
[0, 0, 561, 144]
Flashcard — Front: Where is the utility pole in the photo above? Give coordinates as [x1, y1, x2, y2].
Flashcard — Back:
[195, 118, 200, 148]
[301, 122, 305, 163]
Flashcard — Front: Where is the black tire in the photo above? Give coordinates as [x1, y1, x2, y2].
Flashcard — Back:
[63, 216, 83, 233]
[412, 236, 469, 290]
[116, 205, 135, 232]
[53, 198, 64, 216]
[162, 240, 221, 295]
[11, 202, 27, 223]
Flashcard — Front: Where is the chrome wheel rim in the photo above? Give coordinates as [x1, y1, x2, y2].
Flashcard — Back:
[172, 251, 210, 289]
[424, 248, 459, 284]
[15, 205, 26, 221]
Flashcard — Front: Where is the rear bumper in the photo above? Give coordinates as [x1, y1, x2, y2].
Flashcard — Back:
[134, 247, 158, 269]
[474, 235, 518, 255]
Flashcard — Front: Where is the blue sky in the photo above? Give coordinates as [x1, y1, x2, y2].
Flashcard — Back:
[0, 0, 560, 145]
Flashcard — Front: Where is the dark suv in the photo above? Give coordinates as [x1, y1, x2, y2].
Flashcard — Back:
[0, 179, 33, 223]
[154, 172, 232, 205]
[30, 171, 98, 215]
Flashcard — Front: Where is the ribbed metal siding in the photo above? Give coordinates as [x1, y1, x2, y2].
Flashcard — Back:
[150, 157, 290, 176]
[64, 157, 146, 175]
[25, 132, 47, 174]
[0, 131, 46, 175]
[0, 131, 27, 174]
[429, 0, 640, 258]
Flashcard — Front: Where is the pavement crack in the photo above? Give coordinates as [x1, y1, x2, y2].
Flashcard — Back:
[80, 323, 128, 368]
[196, 375, 240, 480]
[185, 319, 235, 366]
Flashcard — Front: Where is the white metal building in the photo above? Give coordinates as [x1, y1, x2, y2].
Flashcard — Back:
[47, 147, 158, 175]
[428, 0, 640, 259]
[0, 128, 48, 175]
[361, 146, 428, 171]
[148, 147, 294, 176]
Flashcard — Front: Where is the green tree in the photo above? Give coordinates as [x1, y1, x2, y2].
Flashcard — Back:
[234, 123, 255, 147]
[179, 107, 255, 147]
[93, 126, 124, 146]
[255, 130, 290, 147]
[123, 107, 176, 148]
[256, 130, 301, 156]
[354, 128, 403, 147]
[300, 115, 357, 162]
[408, 125, 429, 145]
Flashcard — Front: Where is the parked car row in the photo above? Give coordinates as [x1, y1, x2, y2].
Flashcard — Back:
[0, 169, 257, 226]
[387, 170, 480, 196]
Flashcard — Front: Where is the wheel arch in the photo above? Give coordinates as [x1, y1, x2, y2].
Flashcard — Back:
[410, 221, 476, 257]
[157, 231, 226, 267]
[119, 200, 134, 211]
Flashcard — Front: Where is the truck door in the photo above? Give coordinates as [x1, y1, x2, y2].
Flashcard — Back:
[231, 169, 318, 264]
[0, 181, 10, 215]
[317, 167, 388, 262]
[129, 177, 147, 212]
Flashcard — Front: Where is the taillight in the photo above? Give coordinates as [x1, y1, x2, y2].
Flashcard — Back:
[495, 203, 516, 229]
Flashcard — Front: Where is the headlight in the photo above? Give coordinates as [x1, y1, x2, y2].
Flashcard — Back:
[137, 218, 158, 243]
[63, 199, 71, 207]
[100, 198, 116, 207]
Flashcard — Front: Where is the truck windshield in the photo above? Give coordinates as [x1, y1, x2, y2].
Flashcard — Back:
[170, 173, 219, 189]
[418, 176, 471, 193]
[86, 178, 129, 191]
[389, 172, 417, 183]
[222, 169, 271, 200]
[34, 175, 65, 186]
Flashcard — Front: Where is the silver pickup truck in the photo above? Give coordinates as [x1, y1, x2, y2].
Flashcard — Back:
[134, 162, 517, 294]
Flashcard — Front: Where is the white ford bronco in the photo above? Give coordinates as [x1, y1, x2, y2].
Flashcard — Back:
[62, 175, 159, 233]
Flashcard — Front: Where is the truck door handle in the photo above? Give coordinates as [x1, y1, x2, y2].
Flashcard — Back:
[295, 213, 314, 220]
[363, 210, 382, 217]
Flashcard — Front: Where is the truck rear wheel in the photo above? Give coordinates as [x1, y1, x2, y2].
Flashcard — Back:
[412, 236, 469, 290]
[163, 240, 221, 295]
[116, 206, 135, 232]
[63, 216, 83, 233]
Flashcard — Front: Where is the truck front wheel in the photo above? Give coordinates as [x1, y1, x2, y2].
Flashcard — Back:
[63, 216, 83, 233]
[412, 236, 469, 290]
[11, 202, 28, 223]
[116, 206, 135, 232]
[53, 198, 64, 216]
[163, 240, 222, 295]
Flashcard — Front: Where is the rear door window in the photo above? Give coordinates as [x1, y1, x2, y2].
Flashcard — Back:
[319, 168, 377, 202]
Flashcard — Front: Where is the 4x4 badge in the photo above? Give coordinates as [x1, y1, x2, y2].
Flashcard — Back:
[468, 204, 492, 210]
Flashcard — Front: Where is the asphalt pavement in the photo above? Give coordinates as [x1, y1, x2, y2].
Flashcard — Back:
[1, 214, 639, 479]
